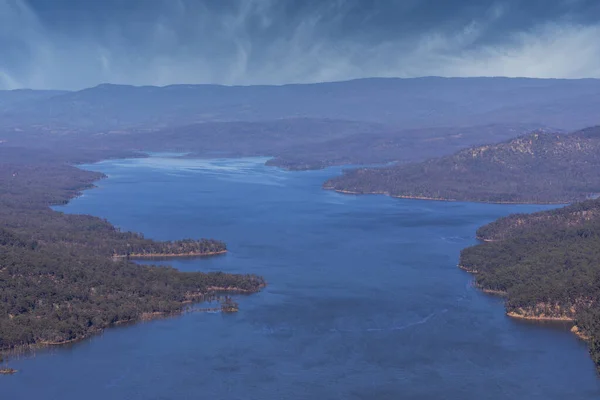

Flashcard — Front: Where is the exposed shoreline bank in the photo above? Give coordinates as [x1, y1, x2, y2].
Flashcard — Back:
[113, 250, 228, 259]
[506, 311, 575, 322]
[330, 186, 591, 345]
[324, 187, 569, 205]
[0, 158, 262, 373]
[1, 283, 263, 367]
[459, 265, 590, 342]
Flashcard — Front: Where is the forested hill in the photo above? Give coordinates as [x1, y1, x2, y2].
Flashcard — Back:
[324, 126, 600, 204]
[459, 200, 600, 372]
[476, 199, 600, 242]
[0, 147, 264, 353]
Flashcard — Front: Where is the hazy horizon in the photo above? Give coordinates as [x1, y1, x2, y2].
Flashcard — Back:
[2, 0, 600, 90]
[3, 75, 600, 93]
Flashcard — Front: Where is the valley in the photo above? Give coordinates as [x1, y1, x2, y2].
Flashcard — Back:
[1, 77, 600, 396]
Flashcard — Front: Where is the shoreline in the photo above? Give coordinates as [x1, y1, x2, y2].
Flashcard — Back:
[0, 161, 261, 370]
[333, 176, 597, 352]
[206, 285, 266, 293]
[480, 288, 507, 296]
[571, 325, 592, 340]
[506, 311, 575, 322]
[113, 250, 228, 259]
[1, 284, 262, 358]
[459, 265, 589, 342]
[325, 187, 570, 205]
[458, 264, 478, 274]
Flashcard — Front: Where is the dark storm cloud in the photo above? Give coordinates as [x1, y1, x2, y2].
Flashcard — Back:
[1, 0, 600, 89]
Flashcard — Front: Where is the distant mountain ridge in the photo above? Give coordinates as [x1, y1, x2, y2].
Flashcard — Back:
[2, 77, 600, 130]
[0, 89, 68, 112]
[325, 126, 600, 204]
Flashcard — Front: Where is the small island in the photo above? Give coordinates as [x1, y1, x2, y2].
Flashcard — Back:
[220, 296, 240, 313]
[0, 355, 17, 375]
[0, 368, 17, 375]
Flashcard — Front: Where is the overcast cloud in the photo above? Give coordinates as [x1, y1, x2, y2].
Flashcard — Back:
[1, 0, 600, 89]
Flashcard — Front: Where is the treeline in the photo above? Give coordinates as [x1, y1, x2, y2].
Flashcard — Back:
[0, 231, 262, 349]
[460, 201, 600, 372]
[0, 147, 263, 353]
[325, 127, 600, 203]
[0, 158, 226, 258]
[118, 238, 226, 258]
[476, 199, 600, 241]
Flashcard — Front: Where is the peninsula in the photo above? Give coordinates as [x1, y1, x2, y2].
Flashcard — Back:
[0, 147, 265, 369]
[324, 126, 600, 204]
[324, 124, 600, 373]
[460, 200, 600, 372]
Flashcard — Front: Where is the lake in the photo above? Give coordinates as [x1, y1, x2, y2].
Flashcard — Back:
[3, 156, 600, 400]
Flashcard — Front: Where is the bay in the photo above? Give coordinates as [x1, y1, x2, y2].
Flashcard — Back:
[3, 156, 600, 400]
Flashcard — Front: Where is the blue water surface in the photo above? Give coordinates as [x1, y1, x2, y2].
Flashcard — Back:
[3, 156, 599, 400]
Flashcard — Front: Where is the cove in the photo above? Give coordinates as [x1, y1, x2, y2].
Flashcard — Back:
[3, 156, 600, 400]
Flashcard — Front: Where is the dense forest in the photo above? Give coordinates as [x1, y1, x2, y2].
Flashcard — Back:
[325, 127, 600, 203]
[0, 147, 264, 358]
[460, 200, 600, 372]
[476, 199, 600, 242]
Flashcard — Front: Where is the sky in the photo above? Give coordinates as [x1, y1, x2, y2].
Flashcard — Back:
[1, 0, 600, 90]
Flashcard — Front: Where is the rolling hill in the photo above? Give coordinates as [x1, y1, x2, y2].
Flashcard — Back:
[325, 126, 600, 203]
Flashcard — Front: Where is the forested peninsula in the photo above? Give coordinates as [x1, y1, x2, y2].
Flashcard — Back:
[324, 127, 600, 204]
[0, 147, 264, 363]
[323, 125, 600, 373]
[460, 200, 600, 372]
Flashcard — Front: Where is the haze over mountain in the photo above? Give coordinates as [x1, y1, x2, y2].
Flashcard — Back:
[1, 77, 599, 132]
